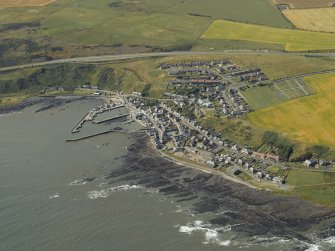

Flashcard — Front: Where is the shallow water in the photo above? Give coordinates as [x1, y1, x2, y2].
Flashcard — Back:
[0, 98, 334, 251]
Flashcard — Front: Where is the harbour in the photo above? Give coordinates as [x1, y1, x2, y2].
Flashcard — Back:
[0, 97, 334, 251]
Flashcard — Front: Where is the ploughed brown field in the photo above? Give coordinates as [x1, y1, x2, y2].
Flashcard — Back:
[272, 0, 334, 9]
[0, 0, 56, 9]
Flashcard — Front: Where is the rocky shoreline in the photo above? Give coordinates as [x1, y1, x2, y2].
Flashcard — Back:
[107, 135, 335, 250]
[0, 95, 96, 115]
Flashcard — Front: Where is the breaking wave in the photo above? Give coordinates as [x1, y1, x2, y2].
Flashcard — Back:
[87, 184, 144, 199]
[177, 220, 233, 246]
[49, 193, 60, 199]
[177, 220, 335, 250]
[69, 179, 88, 186]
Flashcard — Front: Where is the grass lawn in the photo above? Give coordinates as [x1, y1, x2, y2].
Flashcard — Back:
[283, 8, 335, 33]
[237, 171, 253, 182]
[285, 169, 335, 207]
[293, 184, 335, 207]
[286, 169, 326, 186]
[201, 20, 335, 52]
[248, 73, 335, 146]
[241, 85, 288, 110]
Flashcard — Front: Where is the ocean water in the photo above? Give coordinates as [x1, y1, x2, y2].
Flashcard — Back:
[0, 98, 334, 251]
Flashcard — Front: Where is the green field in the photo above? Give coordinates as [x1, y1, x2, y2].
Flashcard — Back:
[242, 77, 315, 110]
[0, 0, 292, 67]
[40, 7, 211, 48]
[201, 20, 335, 52]
[0, 0, 211, 66]
[286, 169, 335, 207]
[192, 39, 285, 52]
[224, 54, 335, 80]
[241, 85, 288, 110]
[169, 0, 290, 27]
[293, 184, 335, 207]
[286, 169, 331, 186]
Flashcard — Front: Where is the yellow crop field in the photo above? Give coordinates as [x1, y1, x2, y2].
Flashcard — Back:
[272, 0, 334, 9]
[283, 8, 335, 33]
[248, 74, 335, 146]
[0, 0, 56, 10]
[201, 20, 335, 51]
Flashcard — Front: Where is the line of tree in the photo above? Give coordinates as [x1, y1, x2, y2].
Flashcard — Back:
[262, 131, 293, 161]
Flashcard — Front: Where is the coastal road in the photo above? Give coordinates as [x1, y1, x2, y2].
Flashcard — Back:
[1, 50, 335, 72]
[153, 140, 259, 190]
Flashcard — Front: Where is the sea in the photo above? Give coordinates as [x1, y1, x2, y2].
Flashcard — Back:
[0, 97, 334, 251]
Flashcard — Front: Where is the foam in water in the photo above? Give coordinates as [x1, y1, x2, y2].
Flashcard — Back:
[0, 111, 22, 117]
[87, 184, 143, 199]
[49, 193, 60, 199]
[240, 236, 293, 249]
[174, 205, 192, 214]
[178, 220, 232, 246]
[305, 244, 321, 251]
[69, 179, 88, 186]
[324, 236, 335, 245]
[304, 235, 335, 251]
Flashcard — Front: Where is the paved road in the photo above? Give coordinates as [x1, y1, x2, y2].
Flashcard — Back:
[1, 50, 335, 72]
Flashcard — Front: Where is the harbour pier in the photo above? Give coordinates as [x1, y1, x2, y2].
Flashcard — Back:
[94, 113, 130, 124]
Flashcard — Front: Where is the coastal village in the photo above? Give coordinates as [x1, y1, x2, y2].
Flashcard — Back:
[73, 59, 334, 187]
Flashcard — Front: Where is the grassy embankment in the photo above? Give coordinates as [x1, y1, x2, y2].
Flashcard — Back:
[3, 53, 335, 103]
[201, 20, 335, 52]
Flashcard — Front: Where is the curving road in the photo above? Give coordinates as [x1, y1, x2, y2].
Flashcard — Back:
[1, 50, 335, 72]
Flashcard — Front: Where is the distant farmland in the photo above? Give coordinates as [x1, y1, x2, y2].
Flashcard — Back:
[248, 74, 335, 146]
[283, 8, 335, 33]
[0, 0, 56, 9]
[169, 0, 291, 28]
[272, 0, 334, 9]
[201, 20, 335, 52]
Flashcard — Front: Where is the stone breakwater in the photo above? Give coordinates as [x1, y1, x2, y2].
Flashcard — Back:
[106, 135, 335, 250]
